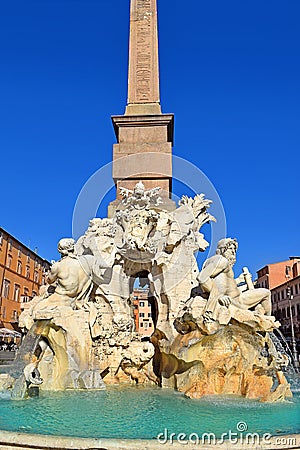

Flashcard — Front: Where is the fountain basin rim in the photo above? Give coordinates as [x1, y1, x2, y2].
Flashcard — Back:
[0, 430, 299, 450]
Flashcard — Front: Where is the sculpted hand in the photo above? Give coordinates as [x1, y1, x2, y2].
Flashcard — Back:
[218, 295, 232, 307]
[253, 304, 265, 317]
[202, 311, 214, 323]
[235, 273, 245, 284]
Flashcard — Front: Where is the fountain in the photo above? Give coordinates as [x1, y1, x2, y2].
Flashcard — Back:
[0, 182, 299, 448]
[0, 0, 299, 448]
[0, 188, 292, 401]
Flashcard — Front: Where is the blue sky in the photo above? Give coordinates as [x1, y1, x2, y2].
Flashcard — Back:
[0, 0, 299, 276]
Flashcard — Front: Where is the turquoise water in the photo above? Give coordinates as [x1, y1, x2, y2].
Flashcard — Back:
[0, 386, 299, 439]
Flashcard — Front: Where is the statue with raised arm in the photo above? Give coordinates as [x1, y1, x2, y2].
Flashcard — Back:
[194, 238, 278, 333]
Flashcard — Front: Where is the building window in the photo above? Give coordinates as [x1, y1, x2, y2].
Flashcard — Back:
[139, 312, 145, 317]
[22, 287, 30, 303]
[6, 255, 12, 268]
[2, 307, 6, 319]
[149, 322, 152, 327]
[26, 266, 30, 278]
[11, 310, 18, 321]
[14, 284, 20, 302]
[23, 287, 29, 302]
[32, 291, 37, 297]
[18, 246, 22, 257]
[0, 231, 3, 246]
[2, 279, 10, 298]
[140, 301, 145, 307]
[34, 271, 39, 283]
[148, 312, 151, 317]
[140, 323, 143, 327]
[27, 253, 30, 263]
[17, 261, 22, 274]
[8, 239, 13, 251]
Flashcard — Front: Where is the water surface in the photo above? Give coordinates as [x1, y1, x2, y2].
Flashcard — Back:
[0, 386, 299, 439]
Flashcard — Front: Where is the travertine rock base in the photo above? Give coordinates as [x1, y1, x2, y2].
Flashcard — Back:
[172, 325, 292, 402]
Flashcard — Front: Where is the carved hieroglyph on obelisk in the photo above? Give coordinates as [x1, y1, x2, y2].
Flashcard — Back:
[126, 0, 161, 115]
[111, 0, 174, 203]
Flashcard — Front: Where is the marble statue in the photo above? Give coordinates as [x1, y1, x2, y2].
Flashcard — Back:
[13, 183, 290, 402]
[32, 238, 109, 312]
[119, 181, 162, 210]
[198, 238, 271, 318]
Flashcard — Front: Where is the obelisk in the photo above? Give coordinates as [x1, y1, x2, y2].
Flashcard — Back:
[111, 0, 174, 203]
[125, 0, 161, 115]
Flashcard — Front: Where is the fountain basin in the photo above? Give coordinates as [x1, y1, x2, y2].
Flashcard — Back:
[0, 386, 299, 449]
[0, 430, 299, 450]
